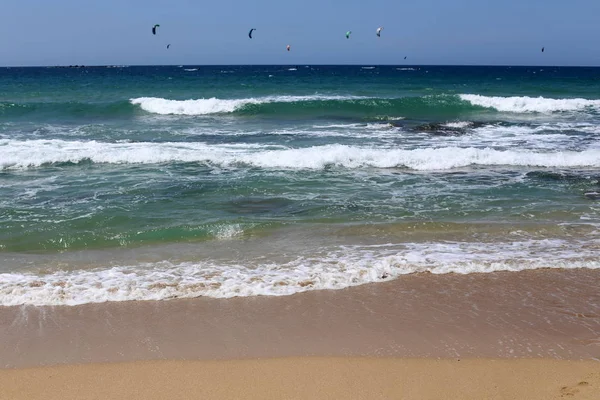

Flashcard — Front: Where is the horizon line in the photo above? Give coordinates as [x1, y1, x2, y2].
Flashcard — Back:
[2, 63, 600, 68]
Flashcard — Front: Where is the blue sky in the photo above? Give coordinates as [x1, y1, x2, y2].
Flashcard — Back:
[1, 0, 599, 66]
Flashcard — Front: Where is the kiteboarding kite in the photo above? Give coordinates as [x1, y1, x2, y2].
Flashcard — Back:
[376, 27, 383, 37]
[541, 47, 545, 52]
[286, 44, 291, 51]
[167, 44, 171, 49]
[152, 24, 160, 35]
[346, 31, 352, 39]
[248, 28, 256, 39]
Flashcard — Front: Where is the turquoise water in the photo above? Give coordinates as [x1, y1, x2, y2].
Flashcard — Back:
[1, 65, 599, 305]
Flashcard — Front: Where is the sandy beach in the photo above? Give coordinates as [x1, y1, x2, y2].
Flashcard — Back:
[1, 358, 599, 400]
[3, 61, 600, 399]
[1, 268, 599, 398]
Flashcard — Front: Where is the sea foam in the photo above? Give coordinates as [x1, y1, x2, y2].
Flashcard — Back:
[130, 95, 366, 115]
[460, 94, 600, 113]
[1, 239, 598, 306]
[2, 140, 600, 170]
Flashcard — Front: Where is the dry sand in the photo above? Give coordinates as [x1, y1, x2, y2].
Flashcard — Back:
[1, 358, 599, 400]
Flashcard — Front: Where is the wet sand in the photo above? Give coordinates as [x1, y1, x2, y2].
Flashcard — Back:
[1, 268, 599, 368]
[1, 268, 600, 399]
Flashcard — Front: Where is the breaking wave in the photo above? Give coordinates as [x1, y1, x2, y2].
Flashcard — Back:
[1, 239, 598, 306]
[3, 94, 599, 120]
[460, 94, 600, 113]
[2, 139, 600, 170]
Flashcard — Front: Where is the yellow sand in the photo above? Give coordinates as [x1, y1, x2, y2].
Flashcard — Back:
[1, 357, 599, 400]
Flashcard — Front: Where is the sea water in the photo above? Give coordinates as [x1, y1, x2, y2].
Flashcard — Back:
[1, 65, 599, 305]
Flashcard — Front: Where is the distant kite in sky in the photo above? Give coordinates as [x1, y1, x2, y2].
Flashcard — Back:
[249, 28, 256, 39]
[167, 44, 171, 49]
[286, 44, 291, 51]
[376, 27, 383, 37]
[152, 24, 160, 35]
[541, 47, 545, 52]
[346, 31, 352, 39]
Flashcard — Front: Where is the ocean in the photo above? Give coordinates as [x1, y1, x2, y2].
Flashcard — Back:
[1, 65, 599, 306]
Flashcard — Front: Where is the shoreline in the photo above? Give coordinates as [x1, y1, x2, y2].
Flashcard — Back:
[1, 357, 599, 400]
[2, 268, 599, 368]
[2, 268, 599, 398]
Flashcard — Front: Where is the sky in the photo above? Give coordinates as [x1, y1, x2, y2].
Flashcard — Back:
[1, 0, 599, 66]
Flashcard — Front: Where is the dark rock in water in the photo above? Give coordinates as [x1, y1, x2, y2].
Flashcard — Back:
[584, 192, 600, 200]
[415, 123, 443, 132]
[414, 122, 471, 136]
[387, 121, 404, 128]
[412, 121, 493, 136]
[391, 120, 505, 135]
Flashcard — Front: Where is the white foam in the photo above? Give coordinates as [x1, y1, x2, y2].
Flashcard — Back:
[462, 124, 576, 150]
[130, 95, 367, 115]
[210, 223, 243, 239]
[532, 122, 600, 134]
[311, 123, 364, 129]
[443, 121, 473, 129]
[460, 94, 600, 113]
[1, 239, 598, 306]
[311, 122, 393, 131]
[3, 140, 600, 170]
[131, 97, 250, 115]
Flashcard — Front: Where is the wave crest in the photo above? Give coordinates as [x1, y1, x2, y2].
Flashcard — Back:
[130, 95, 365, 115]
[460, 94, 600, 113]
[2, 140, 600, 170]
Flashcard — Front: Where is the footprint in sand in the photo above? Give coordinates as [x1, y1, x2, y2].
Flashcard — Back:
[560, 374, 597, 398]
